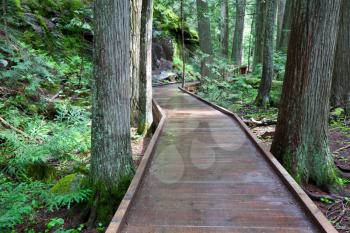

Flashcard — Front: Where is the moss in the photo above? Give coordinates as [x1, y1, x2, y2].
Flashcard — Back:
[281, 141, 338, 188]
[137, 122, 152, 136]
[51, 173, 85, 194]
[91, 173, 134, 225]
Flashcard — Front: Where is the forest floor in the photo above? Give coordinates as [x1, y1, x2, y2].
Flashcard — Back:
[13, 133, 150, 233]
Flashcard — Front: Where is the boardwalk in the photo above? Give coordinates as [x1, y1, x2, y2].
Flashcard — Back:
[116, 85, 328, 233]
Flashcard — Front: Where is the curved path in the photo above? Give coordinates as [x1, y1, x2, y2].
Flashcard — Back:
[116, 85, 332, 233]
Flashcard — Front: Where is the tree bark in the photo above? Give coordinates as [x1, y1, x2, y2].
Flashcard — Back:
[220, 0, 229, 58]
[181, 0, 186, 87]
[271, 0, 341, 187]
[138, 0, 153, 134]
[331, 0, 350, 116]
[255, 0, 276, 107]
[130, 0, 142, 127]
[231, 0, 246, 66]
[196, 0, 213, 78]
[91, 0, 134, 224]
[253, 0, 266, 70]
[277, 0, 292, 52]
[276, 0, 286, 49]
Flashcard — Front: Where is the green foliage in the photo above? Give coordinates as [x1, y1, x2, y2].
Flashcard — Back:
[0, 175, 49, 229]
[1, 1, 93, 230]
[46, 218, 65, 230]
[320, 197, 334, 204]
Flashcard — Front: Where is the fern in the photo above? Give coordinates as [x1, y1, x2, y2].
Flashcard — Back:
[44, 188, 93, 211]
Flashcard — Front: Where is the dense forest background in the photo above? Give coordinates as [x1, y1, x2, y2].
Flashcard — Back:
[0, 0, 349, 232]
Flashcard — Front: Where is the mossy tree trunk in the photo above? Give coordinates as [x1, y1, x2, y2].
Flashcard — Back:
[90, 0, 134, 225]
[138, 0, 153, 135]
[276, 0, 292, 52]
[271, 0, 341, 188]
[231, 0, 246, 66]
[253, 0, 266, 71]
[220, 0, 229, 58]
[331, 0, 350, 117]
[255, 0, 276, 107]
[196, 0, 213, 78]
[130, 0, 142, 127]
[276, 0, 286, 50]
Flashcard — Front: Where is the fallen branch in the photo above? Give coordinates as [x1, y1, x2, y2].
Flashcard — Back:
[334, 144, 350, 155]
[243, 118, 277, 128]
[0, 116, 31, 138]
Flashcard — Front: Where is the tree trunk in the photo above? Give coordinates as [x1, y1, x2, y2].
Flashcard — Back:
[253, 0, 266, 70]
[196, 0, 213, 78]
[130, 0, 142, 127]
[276, 0, 292, 52]
[331, 0, 350, 116]
[90, 0, 134, 225]
[181, 0, 186, 87]
[255, 0, 276, 107]
[271, 0, 341, 188]
[138, 0, 153, 134]
[276, 0, 286, 49]
[220, 0, 229, 58]
[231, 0, 246, 66]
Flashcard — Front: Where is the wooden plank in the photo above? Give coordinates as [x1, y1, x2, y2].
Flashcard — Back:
[122, 225, 316, 233]
[105, 99, 166, 233]
[178, 86, 337, 233]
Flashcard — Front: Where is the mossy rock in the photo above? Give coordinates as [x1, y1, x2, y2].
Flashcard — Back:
[51, 173, 86, 194]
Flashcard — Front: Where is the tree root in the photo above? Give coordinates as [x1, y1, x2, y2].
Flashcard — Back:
[302, 187, 348, 202]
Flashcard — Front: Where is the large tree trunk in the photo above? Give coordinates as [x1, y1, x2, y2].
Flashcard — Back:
[231, 0, 246, 66]
[255, 0, 276, 107]
[276, 0, 286, 49]
[253, 0, 266, 70]
[90, 0, 134, 225]
[331, 0, 350, 116]
[138, 0, 153, 134]
[271, 0, 341, 188]
[130, 0, 142, 126]
[196, 0, 213, 78]
[220, 0, 229, 58]
[276, 0, 292, 52]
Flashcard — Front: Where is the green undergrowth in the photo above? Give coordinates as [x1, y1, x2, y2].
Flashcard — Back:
[0, 0, 95, 231]
[197, 74, 281, 121]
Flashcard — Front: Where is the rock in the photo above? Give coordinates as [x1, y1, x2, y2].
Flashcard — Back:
[51, 173, 86, 194]
[0, 59, 8, 68]
[153, 71, 178, 83]
[152, 37, 174, 71]
[24, 13, 55, 34]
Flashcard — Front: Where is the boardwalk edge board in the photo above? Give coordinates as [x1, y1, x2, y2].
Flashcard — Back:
[105, 99, 166, 233]
[178, 86, 338, 233]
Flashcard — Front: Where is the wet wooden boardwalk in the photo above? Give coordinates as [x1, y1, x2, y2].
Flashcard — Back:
[115, 85, 331, 233]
